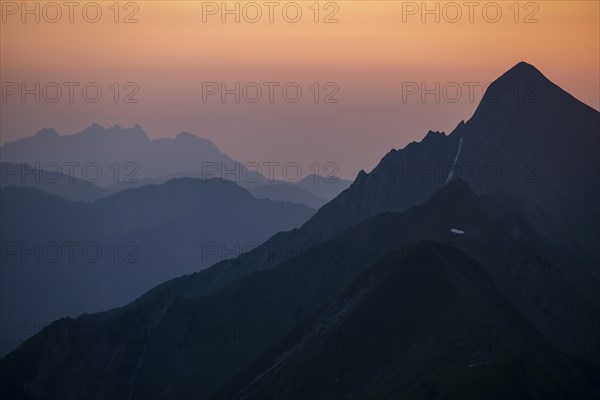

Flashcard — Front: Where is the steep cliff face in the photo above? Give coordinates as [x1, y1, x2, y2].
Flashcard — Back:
[138, 62, 598, 307]
[458, 62, 599, 261]
[304, 62, 599, 260]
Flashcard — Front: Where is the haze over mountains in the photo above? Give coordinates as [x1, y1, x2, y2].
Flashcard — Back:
[0, 162, 112, 202]
[0, 178, 314, 357]
[0, 121, 350, 356]
[0, 124, 236, 188]
[249, 183, 329, 209]
[1, 62, 598, 399]
[0, 127, 352, 207]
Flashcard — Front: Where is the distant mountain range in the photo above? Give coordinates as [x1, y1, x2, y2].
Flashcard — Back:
[1, 62, 598, 399]
[0, 125, 236, 188]
[109, 173, 350, 209]
[249, 183, 328, 209]
[0, 178, 314, 357]
[0, 162, 112, 201]
[0, 128, 351, 208]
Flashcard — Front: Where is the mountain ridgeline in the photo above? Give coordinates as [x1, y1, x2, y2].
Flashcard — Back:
[0, 62, 598, 399]
[0, 162, 112, 201]
[0, 124, 352, 207]
[304, 62, 599, 258]
[0, 126, 236, 188]
[0, 178, 314, 357]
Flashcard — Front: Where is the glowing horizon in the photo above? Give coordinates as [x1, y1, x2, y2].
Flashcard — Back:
[1, 0, 598, 178]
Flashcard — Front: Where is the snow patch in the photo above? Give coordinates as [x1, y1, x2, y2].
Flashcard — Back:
[445, 137, 463, 184]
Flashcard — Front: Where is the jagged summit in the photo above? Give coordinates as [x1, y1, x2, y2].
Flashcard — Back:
[80, 122, 103, 135]
[78, 123, 149, 140]
[303, 62, 598, 259]
[423, 130, 446, 140]
[0, 124, 235, 187]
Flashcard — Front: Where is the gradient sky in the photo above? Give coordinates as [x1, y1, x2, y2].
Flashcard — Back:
[1, 0, 599, 178]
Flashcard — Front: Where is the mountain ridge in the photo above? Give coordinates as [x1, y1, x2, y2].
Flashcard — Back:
[2, 178, 598, 398]
[1, 62, 598, 398]
[0, 177, 315, 356]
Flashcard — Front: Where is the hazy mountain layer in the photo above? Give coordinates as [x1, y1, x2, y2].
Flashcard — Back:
[1, 62, 598, 399]
[0, 178, 314, 356]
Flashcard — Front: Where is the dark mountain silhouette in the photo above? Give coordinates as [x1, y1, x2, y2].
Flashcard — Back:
[1, 62, 598, 399]
[0, 178, 314, 357]
[0, 162, 111, 201]
[1, 181, 598, 399]
[74, 62, 599, 368]
[221, 243, 599, 399]
[303, 62, 599, 260]
[128, 63, 600, 358]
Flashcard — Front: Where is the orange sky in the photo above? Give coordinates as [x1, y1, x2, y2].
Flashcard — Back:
[1, 0, 599, 177]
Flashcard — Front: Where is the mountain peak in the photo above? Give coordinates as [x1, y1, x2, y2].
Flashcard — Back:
[79, 123, 149, 140]
[34, 128, 58, 137]
[423, 130, 445, 141]
[465, 62, 564, 127]
[81, 123, 105, 135]
[176, 131, 200, 140]
[491, 61, 552, 89]
[121, 123, 149, 140]
[507, 61, 542, 75]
